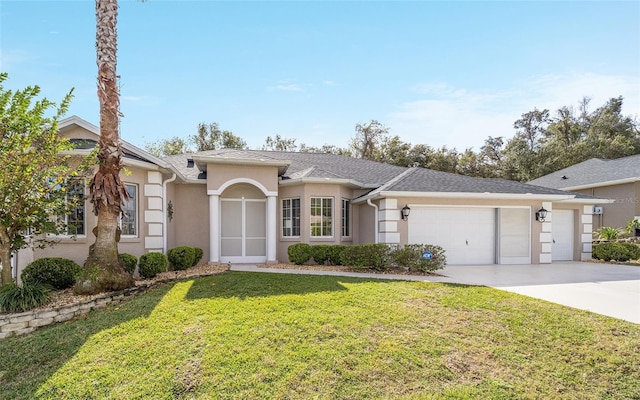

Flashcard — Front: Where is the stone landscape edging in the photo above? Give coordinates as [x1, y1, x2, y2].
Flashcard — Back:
[0, 271, 225, 340]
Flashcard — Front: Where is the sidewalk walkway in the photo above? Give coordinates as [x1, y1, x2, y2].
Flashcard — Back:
[230, 262, 640, 324]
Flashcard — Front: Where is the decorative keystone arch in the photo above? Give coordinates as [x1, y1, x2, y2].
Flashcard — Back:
[207, 178, 277, 263]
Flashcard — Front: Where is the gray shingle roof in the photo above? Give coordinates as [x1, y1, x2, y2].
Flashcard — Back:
[164, 148, 591, 197]
[383, 168, 575, 195]
[528, 154, 640, 189]
[164, 149, 407, 186]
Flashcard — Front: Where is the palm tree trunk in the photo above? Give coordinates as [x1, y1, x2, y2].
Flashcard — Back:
[76, 0, 134, 294]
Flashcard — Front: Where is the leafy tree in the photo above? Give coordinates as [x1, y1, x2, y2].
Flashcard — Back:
[0, 73, 87, 286]
[263, 134, 299, 152]
[350, 120, 389, 160]
[192, 122, 247, 151]
[477, 136, 505, 178]
[299, 143, 351, 155]
[78, 0, 135, 294]
[145, 136, 190, 157]
[379, 135, 412, 166]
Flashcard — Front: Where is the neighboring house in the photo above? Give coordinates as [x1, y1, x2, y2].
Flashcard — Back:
[529, 155, 640, 231]
[11, 116, 607, 279]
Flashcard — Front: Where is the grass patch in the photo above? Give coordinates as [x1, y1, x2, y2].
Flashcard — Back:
[1, 272, 638, 399]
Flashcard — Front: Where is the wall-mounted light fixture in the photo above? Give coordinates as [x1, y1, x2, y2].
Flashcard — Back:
[535, 207, 548, 222]
[401, 205, 411, 221]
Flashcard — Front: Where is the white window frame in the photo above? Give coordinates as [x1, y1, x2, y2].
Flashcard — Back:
[281, 198, 301, 238]
[341, 198, 351, 238]
[119, 183, 138, 237]
[57, 178, 86, 237]
[310, 197, 333, 238]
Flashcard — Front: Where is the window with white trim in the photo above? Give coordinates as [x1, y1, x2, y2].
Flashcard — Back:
[120, 184, 137, 236]
[282, 198, 300, 237]
[341, 199, 350, 237]
[63, 179, 85, 236]
[310, 197, 332, 237]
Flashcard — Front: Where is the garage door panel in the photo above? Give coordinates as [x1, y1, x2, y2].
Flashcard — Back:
[409, 207, 495, 265]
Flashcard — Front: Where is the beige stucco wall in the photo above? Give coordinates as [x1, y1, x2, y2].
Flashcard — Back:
[369, 196, 591, 264]
[33, 164, 163, 266]
[574, 182, 639, 230]
[274, 183, 362, 263]
[207, 164, 279, 194]
[170, 183, 210, 260]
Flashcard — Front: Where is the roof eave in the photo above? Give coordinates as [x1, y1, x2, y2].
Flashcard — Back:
[559, 176, 640, 191]
[278, 177, 373, 189]
[192, 155, 291, 175]
[352, 191, 575, 204]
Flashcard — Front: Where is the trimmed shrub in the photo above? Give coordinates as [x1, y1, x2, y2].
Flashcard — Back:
[21, 258, 82, 290]
[288, 243, 312, 265]
[192, 247, 204, 266]
[621, 242, 640, 260]
[341, 243, 392, 271]
[311, 245, 332, 265]
[592, 242, 631, 262]
[0, 282, 51, 313]
[392, 244, 446, 272]
[327, 245, 346, 266]
[167, 246, 196, 271]
[138, 252, 168, 279]
[118, 253, 138, 275]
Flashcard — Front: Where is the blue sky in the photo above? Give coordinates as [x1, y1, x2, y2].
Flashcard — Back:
[1, 0, 639, 153]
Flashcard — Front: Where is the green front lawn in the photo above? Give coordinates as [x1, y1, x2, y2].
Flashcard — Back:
[1, 272, 638, 399]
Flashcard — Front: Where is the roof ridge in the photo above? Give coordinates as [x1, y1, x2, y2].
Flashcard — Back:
[367, 166, 415, 196]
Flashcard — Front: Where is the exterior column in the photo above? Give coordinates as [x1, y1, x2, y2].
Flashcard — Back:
[581, 206, 594, 261]
[209, 194, 219, 262]
[144, 171, 164, 252]
[539, 201, 553, 264]
[378, 198, 400, 244]
[266, 195, 277, 263]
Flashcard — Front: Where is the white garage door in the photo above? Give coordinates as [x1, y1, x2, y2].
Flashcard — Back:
[552, 210, 574, 261]
[408, 207, 496, 265]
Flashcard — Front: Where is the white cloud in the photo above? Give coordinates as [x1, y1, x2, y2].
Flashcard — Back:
[272, 84, 304, 92]
[389, 72, 640, 151]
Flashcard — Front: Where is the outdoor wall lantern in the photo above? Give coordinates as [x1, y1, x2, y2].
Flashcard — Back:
[401, 205, 411, 221]
[535, 207, 548, 222]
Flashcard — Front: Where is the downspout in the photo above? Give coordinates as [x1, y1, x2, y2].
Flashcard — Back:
[367, 198, 379, 243]
[162, 173, 177, 254]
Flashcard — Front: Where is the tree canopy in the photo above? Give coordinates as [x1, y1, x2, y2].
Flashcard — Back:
[0, 73, 89, 285]
[145, 97, 638, 182]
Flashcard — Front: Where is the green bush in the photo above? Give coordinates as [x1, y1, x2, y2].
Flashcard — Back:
[341, 243, 392, 271]
[167, 246, 196, 271]
[621, 242, 640, 260]
[0, 283, 51, 313]
[118, 253, 138, 275]
[192, 247, 204, 266]
[288, 243, 312, 265]
[21, 258, 82, 290]
[138, 252, 168, 279]
[327, 245, 346, 266]
[392, 244, 446, 272]
[311, 245, 332, 265]
[592, 242, 631, 262]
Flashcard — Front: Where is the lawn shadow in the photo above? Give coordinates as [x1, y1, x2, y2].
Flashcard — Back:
[0, 282, 177, 400]
[185, 271, 397, 301]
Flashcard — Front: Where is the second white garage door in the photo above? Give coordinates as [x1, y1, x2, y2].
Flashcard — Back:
[408, 207, 496, 265]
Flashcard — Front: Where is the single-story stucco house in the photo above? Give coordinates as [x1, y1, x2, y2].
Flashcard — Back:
[529, 154, 640, 232]
[10, 116, 609, 280]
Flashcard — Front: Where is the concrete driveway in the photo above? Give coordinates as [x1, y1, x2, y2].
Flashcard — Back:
[232, 262, 640, 324]
[439, 262, 640, 324]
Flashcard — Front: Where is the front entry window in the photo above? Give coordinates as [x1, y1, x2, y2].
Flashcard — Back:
[282, 198, 300, 237]
[310, 197, 332, 237]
